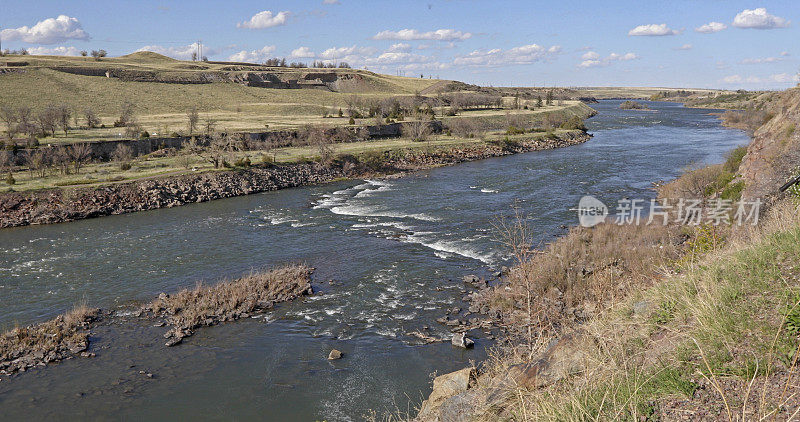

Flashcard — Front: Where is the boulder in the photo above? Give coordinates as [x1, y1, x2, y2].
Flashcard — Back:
[328, 349, 343, 360]
[451, 333, 474, 349]
[416, 367, 475, 421]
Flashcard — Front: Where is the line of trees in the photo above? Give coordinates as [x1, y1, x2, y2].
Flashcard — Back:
[261, 58, 351, 69]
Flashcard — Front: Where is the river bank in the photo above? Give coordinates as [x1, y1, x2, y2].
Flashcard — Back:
[0, 130, 589, 229]
[413, 92, 800, 420]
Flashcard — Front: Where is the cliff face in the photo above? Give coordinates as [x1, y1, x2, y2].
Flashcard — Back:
[739, 87, 800, 200]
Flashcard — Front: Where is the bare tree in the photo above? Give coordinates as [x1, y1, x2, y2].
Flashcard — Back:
[112, 144, 133, 170]
[0, 106, 18, 141]
[203, 118, 217, 136]
[56, 105, 71, 136]
[83, 108, 100, 128]
[115, 101, 136, 128]
[402, 114, 433, 142]
[187, 106, 199, 135]
[25, 149, 51, 178]
[68, 143, 91, 174]
[36, 106, 58, 137]
[53, 146, 71, 175]
[306, 127, 335, 164]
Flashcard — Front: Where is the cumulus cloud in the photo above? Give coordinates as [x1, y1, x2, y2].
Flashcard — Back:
[237, 11, 290, 29]
[137, 42, 222, 60]
[290, 46, 315, 58]
[675, 44, 693, 50]
[732, 8, 789, 29]
[227, 45, 277, 62]
[578, 51, 638, 68]
[0, 15, 90, 44]
[27, 46, 82, 56]
[373, 28, 472, 41]
[628, 23, 680, 36]
[695, 22, 727, 33]
[453, 44, 561, 67]
[581, 51, 600, 60]
[318, 45, 377, 61]
[387, 43, 412, 53]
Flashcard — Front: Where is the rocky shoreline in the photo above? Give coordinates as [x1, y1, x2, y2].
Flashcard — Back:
[0, 131, 590, 229]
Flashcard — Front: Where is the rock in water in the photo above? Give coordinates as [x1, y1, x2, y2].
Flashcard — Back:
[451, 333, 474, 349]
[328, 349, 343, 360]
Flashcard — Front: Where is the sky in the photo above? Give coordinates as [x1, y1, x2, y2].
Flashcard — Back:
[1, 0, 799, 89]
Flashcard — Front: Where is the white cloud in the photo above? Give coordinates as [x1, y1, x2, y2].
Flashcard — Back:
[628, 23, 680, 36]
[366, 51, 435, 65]
[675, 44, 693, 50]
[227, 46, 277, 63]
[722, 73, 799, 85]
[137, 42, 221, 60]
[27, 46, 82, 56]
[387, 43, 412, 53]
[318, 45, 376, 61]
[323, 0, 340, 3]
[578, 51, 638, 68]
[740, 56, 784, 64]
[695, 22, 727, 33]
[453, 44, 561, 67]
[781, 51, 790, 57]
[581, 51, 600, 60]
[373, 28, 472, 41]
[0, 15, 90, 44]
[237, 11, 291, 29]
[733, 8, 789, 29]
[290, 46, 315, 58]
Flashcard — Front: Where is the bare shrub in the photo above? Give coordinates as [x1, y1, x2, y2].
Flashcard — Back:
[24, 148, 51, 178]
[657, 163, 724, 199]
[115, 101, 136, 128]
[55, 105, 71, 135]
[143, 265, 313, 344]
[0, 304, 99, 374]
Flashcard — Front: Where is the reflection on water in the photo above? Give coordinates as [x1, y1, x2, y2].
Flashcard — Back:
[0, 100, 750, 420]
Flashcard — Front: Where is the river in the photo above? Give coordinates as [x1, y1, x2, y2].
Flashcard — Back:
[0, 100, 750, 420]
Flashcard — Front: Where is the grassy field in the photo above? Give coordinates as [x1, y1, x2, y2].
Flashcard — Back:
[1, 128, 581, 192]
[0, 52, 445, 142]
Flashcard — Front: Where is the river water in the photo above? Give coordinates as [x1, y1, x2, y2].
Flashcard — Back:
[0, 100, 749, 420]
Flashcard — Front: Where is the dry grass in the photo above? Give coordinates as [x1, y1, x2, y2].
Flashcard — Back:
[0, 304, 99, 375]
[144, 264, 313, 344]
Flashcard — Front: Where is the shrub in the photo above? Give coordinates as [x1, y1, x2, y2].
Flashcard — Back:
[170, 132, 181, 138]
[720, 181, 745, 201]
[506, 125, 525, 135]
[261, 154, 274, 165]
[140, 131, 150, 139]
[233, 157, 251, 167]
[722, 146, 747, 173]
[348, 117, 355, 125]
[120, 162, 132, 171]
[560, 115, 587, 131]
[5, 172, 15, 185]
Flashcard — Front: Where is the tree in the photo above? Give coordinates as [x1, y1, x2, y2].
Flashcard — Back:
[68, 143, 91, 174]
[55, 105, 71, 136]
[187, 106, 199, 135]
[36, 106, 58, 137]
[307, 127, 335, 164]
[546, 90, 553, 106]
[25, 149, 51, 178]
[402, 113, 433, 142]
[80, 50, 88, 57]
[83, 108, 100, 128]
[536, 96, 543, 107]
[53, 146, 71, 175]
[0, 106, 18, 141]
[191, 51, 198, 61]
[203, 118, 217, 136]
[112, 144, 133, 170]
[17, 107, 36, 144]
[115, 101, 136, 127]
[90, 50, 101, 60]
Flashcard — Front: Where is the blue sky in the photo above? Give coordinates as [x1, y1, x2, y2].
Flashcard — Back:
[2, 0, 798, 89]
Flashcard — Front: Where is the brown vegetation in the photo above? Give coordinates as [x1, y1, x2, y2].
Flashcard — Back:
[0, 305, 99, 376]
[142, 264, 314, 346]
